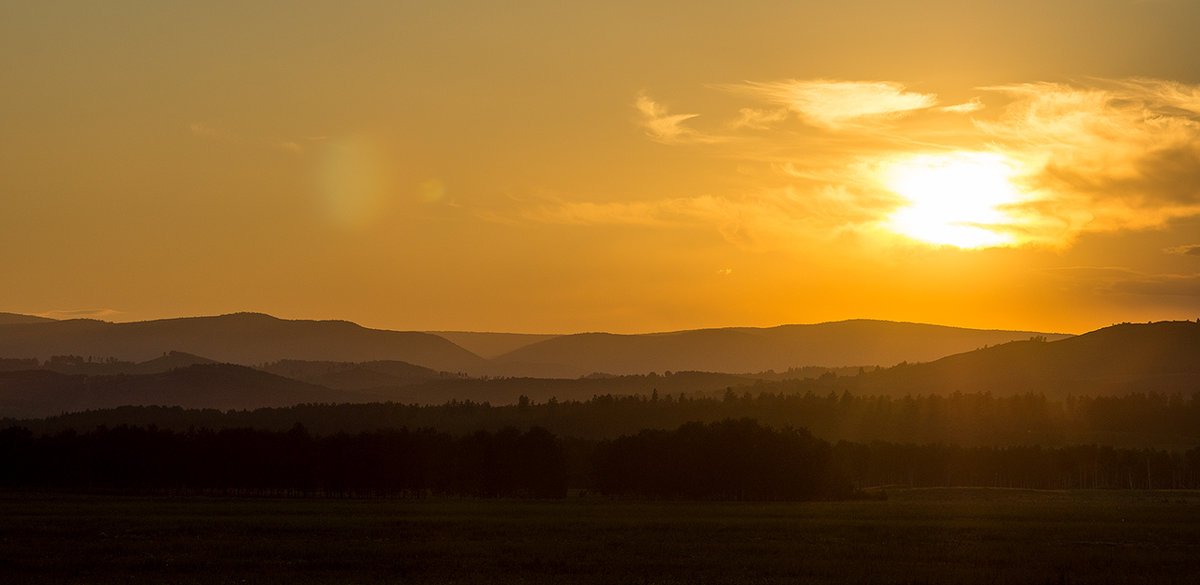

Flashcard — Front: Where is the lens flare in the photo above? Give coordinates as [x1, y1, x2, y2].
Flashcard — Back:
[316, 135, 392, 227]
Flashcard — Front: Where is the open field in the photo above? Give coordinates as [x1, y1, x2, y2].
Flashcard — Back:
[1, 489, 1198, 584]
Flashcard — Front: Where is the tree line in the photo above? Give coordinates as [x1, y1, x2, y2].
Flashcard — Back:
[10, 390, 1199, 448]
[3, 419, 1200, 499]
[592, 419, 852, 500]
[833, 441, 1200, 491]
[0, 424, 566, 498]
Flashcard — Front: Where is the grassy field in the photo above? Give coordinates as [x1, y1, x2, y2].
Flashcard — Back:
[1, 489, 1198, 584]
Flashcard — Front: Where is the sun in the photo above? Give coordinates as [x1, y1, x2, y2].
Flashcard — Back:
[881, 152, 1026, 248]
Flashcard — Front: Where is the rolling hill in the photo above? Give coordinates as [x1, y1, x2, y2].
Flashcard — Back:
[0, 313, 489, 373]
[0, 363, 372, 418]
[493, 320, 1073, 376]
[0, 313, 55, 325]
[0, 316, 1191, 418]
[258, 359, 458, 391]
[0, 313, 1073, 378]
[427, 331, 558, 359]
[854, 320, 1200, 396]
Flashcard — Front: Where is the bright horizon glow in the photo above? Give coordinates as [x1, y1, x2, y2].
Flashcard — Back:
[882, 153, 1026, 249]
[4, 2, 1200, 336]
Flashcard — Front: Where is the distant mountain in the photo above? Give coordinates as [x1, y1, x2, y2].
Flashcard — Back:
[0, 320, 1191, 417]
[258, 359, 456, 391]
[855, 321, 1200, 396]
[127, 351, 217, 375]
[0, 363, 368, 418]
[0, 313, 55, 325]
[0, 313, 488, 373]
[14, 351, 217, 377]
[0, 313, 1079, 378]
[351, 370, 762, 406]
[493, 320, 1072, 375]
[428, 331, 559, 359]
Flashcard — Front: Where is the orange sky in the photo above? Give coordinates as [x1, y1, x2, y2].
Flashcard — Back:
[3, 1, 1199, 334]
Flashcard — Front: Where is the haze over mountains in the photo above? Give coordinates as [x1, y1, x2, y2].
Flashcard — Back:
[0, 313, 487, 373]
[856, 321, 1200, 397]
[0, 364, 362, 418]
[1, 312, 1196, 419]
[493, 321, 1073, 376]
[0, 312, 1067, 377]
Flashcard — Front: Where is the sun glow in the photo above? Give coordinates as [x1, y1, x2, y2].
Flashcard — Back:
[882, 152, 1026, 249]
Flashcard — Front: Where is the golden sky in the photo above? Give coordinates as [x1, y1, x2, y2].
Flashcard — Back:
[3, 0, 1199, 334]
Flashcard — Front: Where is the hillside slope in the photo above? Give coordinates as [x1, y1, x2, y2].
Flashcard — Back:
[855, 321, 1200, 396]
[0, 364, 370, 418]
[494, 320, 1072, 375]
[0, 313, 488, 373]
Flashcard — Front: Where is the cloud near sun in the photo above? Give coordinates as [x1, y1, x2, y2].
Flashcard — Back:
[530, 78, 1200, 251]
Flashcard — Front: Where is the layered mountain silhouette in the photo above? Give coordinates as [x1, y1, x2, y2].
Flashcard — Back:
[492, 320, 1073, 376]
[258, 359, 456, 391]
[0, 313, 487, 373]
[426, 331, 559, 359]
[0, 312, 55, 325]
[854, 321, 1200, 397]
[0, 313, 1070, 377]
[0, 314, 1193, 417]
[0, 364, 368, 418]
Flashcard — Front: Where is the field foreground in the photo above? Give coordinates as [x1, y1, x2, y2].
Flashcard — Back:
[1, 489, 1198, 584]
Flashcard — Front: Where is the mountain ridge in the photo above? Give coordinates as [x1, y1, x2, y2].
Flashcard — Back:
[0, 312, 489, 374]
[853, 320, 1200, 397]
[494, 319, 1074, 375]
[0, 312, 1075, 377]
[0, 363, 371, 418]
[0, 319, 1193, 418]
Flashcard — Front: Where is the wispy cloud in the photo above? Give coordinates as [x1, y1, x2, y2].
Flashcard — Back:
[515, 183, 899, 251]
[1165, 244, 1200, 256]
[634, 94, 722, 144]
[729, 107, 790, 130]
[1045, 266, 1200, 297]
[939, 97, 984, 114]
[977, 79, 1200, 239]
[1112, 274, 1200, 296]
[725, 80, 938, 130]
[36, 308, 122, 321]
[496, 77, 1200, 254]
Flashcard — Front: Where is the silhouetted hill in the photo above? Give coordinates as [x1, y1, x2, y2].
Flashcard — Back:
[494, 320, 1072, 375]
[128, 351, 217, 375]
[428, 332, 558, 359]
[856, 321, 1200, 396]
[25, 351, 217, 376]
[0, 313, 55, 325]
[0, 313, 1076, 378]
[0, 363, 366, 418]
[258, 359, 457, 391]
[377, 370, 759, 405]
[0, 313, 488, 373]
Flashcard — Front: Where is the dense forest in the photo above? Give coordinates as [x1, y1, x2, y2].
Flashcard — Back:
[4, 363, 1199, 499]
[3, 414, 1200, 499]
[0, 425, 567, 499]
[11, 389, 1199, 448]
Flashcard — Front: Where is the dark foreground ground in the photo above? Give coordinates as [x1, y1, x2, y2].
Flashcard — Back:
[1, 489, 1198, 584]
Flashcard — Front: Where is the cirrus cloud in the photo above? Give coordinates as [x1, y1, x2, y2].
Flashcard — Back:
[634, 93, 724, 144]
[723, 80, 939, 129]
[508, 77, 1200, 253]
[977, 79, 1200, 240]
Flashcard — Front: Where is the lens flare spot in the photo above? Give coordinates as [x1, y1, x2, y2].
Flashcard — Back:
[418, 178, 446, 203]
[316, 136, 391, 227]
